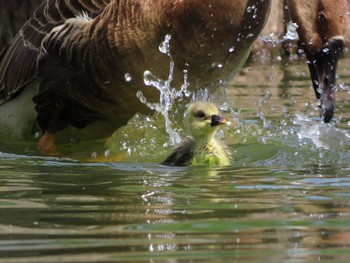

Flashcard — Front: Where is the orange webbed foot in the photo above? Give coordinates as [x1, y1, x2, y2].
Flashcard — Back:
[37, 132, 59, 156]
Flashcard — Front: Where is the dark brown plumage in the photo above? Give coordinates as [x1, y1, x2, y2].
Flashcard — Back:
[0, 0, 43, 50]
[0, 0, 271, 153]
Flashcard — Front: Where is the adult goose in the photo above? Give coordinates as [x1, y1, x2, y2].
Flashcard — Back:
[0, 0, 271, 154]
[287, 0, 349, 122]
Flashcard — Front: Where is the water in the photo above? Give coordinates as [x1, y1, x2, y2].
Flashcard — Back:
[137, 34, 191, 146]
[1, 54, 350, 262]
[259, 22, 299, 47]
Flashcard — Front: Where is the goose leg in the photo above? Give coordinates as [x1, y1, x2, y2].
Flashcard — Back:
[37, 132, 58, 156]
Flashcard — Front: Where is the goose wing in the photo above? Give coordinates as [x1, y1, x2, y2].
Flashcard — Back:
[161, 137, 196, 166]
[33, 14, 106, 133]
[0, 0, 109, 105]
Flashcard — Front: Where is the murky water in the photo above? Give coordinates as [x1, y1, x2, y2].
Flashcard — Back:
[1, 54, 350, 262]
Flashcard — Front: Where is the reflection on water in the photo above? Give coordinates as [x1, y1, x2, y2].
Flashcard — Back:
[1, 56, 350, 262]
[0, 158, 350, 262]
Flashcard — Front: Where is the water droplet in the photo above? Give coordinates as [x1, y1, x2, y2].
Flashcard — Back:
[104, 149, 110, 158]
[259, 22, 299, 46]
[339, 82, 348, 91]
[284, 23, 299, 41]
[136, 91, 147, 104]
[124, 72, 132, 82]
[159, 34, 172, 55]
[127, 148, 132, 156]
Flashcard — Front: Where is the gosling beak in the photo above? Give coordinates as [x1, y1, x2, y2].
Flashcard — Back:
[307, 37, 344, 123]
[210, 115, 227, 127]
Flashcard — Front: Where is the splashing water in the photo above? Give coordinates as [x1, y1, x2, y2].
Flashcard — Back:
[136, 34, 191, 145]
[294, 114, 350, 150]
[257, 90, 272, 127]
[259, 22, 299, 47]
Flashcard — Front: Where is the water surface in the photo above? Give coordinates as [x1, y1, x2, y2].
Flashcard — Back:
[1, 55, 350, 262]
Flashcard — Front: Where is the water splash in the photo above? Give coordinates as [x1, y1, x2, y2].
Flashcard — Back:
[136, 34, 191, 145]
[105, 113, 171, 162]
[294, 114, 350, 150]
[283, 23, 299, 41]
[259, 22, 299, 47]
[257, 90, 272, 127]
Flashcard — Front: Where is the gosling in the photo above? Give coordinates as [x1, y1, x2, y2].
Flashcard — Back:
[162, 101, 231, 166]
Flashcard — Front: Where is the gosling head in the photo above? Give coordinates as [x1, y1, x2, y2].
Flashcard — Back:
[185, 101, 227, 141]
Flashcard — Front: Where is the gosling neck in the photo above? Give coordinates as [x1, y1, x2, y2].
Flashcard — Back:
[192, 129, 217, 146]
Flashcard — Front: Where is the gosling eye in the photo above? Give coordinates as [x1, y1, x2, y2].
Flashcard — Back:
[194, 110, 206, 119]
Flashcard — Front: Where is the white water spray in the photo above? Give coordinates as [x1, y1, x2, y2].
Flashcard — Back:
[294, 114, 350, 150]
[136, 34, 191, 145]
[257, 90, 272, 127]
[259, 22, 299, 47]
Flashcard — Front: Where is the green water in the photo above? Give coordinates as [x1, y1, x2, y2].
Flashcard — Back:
[1, 57, 350, 262]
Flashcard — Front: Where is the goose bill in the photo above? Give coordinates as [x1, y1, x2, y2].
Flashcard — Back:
[210, 115, 227, 127]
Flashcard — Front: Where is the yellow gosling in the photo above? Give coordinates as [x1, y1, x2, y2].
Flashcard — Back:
[162, 101, 231, 166]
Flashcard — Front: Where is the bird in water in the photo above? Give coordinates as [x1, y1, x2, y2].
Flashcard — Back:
[0, 0, 271, 155]
[287, 0, 349, 122]
[2, 0, 345, 156]
[162, 101, 231, 166]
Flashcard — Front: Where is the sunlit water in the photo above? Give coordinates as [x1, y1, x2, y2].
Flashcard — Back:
[1, 52, 350, 262]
